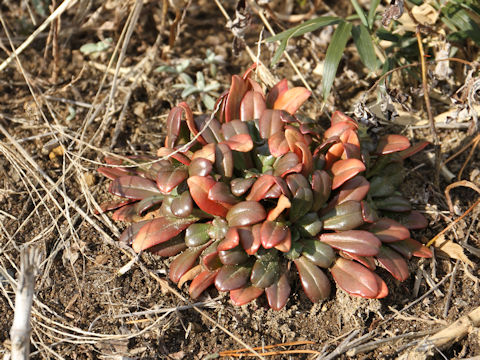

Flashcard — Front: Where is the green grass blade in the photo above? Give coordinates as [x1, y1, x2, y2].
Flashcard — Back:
[350, 0, 368, 27]
[352, 24, 377, 71]
[367, 0, 381, 29]
[322, 21, 353, 101]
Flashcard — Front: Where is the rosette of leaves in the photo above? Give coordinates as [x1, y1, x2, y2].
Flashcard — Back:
[98, 66, 432, 310]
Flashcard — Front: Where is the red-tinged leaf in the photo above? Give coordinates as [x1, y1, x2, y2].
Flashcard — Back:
[331, 257, 388, 299]
[215, 264, 252, 291]
[285, 127, 306, 152]
[169, 243, 210, 283]
[231, 177, 256, 197]
[188, 157, 213, 177]
[226, 201, 266, 227]
[189, 269, 219, 299]
[294, 256, 331, 303]
[321, 200, 364, 231]
[388, 238, 432, 259]
[246, 175, 276, 201]
[112, 203, 139, 221]
[222, 119, 249, 138]
[273, 152, 302, 177]
[251, 258, 281, 288]
[320, 230, 381, 256]
[376, 246, 409, 281]
[109, 176, 161, 200]
[240, 90, 266, 121]
[215, 143, 234, 178]
[266, 79, 288, 108]
[273, 87, 311, 114]
[301, 239, 335, 268]
[192, 143, 216, 162]
[218, 227, 240, 251]
[132, 216, 196, 252]
[337, 175, 370, 204]
[259, 109, 284, 139]
[98, 166, 132, 180]
[165, 106, 183, 148]
[187, 176, 229, 217]
[230, 285, 264, 306]
[324, 121, 357, 139]
[240, 225, 262, 255]
[339, 251, 376, 270]
[399, 141, 429, 159]
[222, 134, 254, 152]
[324, 142, 345, 170]
[98, 198, 136, 214]
[149, 235, 187, 257]
[225, 75, 249, 122]
[185, 223, 211, 247]
[374, 196, 411, 212]
[274, 233, 291, 252]
[330, 111, 358, 127]
[290, 186, 314, 222]
[266, 272, 290, 310]
[331, 158, 366, 190]
[295, 141, 313, 176]
[219, 246, 250, 265]
[208, 182, 238, 207]
[398, 211, 429, 230]
[156, 168, 188, 194]
[104, 156, 123, 165]
[311, 170, 332, 211]
[118, 220, 149, 245]
[260, 221, 290, 249]
[285, 173, 309, 194]
[361, 200, 379, 223]
[157, 147, 192, 165]
[370, 218, 410, 243]
[376, 135, 410, 155]
[268, 131, 290, 157]
[171, 191, 193, 218]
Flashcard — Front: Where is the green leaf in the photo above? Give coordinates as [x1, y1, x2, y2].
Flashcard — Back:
[79, 38, 112, 55]
[442, 5, 480, 46]
[352, 24, 377, 71]
[266, 16, 341, 66]
[350, 0, 368, 28]
[367, 0, 381, 30]
[322, 21, 352, 101]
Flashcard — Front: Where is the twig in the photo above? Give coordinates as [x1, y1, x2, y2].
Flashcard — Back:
[443, 260, 460, 318]
[10, 247, 42, 360]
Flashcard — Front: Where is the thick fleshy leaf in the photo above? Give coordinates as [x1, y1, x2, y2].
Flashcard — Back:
[222, 134, 254, 152]
[157, 167, 188, 194]
[98, 198, 136, 214]
[266, 79, 288, 108]
[149, 234, 187, 257]
[112, 203, 139, 222]
[330, 111, 358, 127]
[240, 90, 266, 121]
[331, 257, 388, 299]
[268, 131, 290, 157]
[218, 246, 250, 265]
[296, 212, 323, 237]
[118, 220, 149, 245]
[240, 225, 262, 255]
[171, 191, 193, 218]
[361, 200, 379, 223]
[294, 256, 331, 303]
[368, 176, 397, 198]
[192, 143, 216, 162]
[215, 143, 234, 178]
[321, 200, 364, 230]
[133, 216, 196, 252]
[226, 201, 267, 227]
[230, 285, 264, 306]
[320, 230, 381, 256]
[165, 105, 183, 148]
[259, 109, 284, 139]
[169, 243, 210, 283]
[388, 238, 432, 259]
[215, 264, 252, 291]
[331, 159, 366, 190]
[399, 141, 429, 159]
[295, 141, 314, 175]
[284, 127, 306, 153]
[157, 147, 192, 165]
[98, 166, 132, 180]
[376, 135, 410, 154]
[251, 259, 280, 288]
[136, 196, 164, 215]
[208, 182, 239, 206]
[311, 170, 332, 211]
[324, 121, 357, 139]
[273, 152, 302, 177]
[231, 177, 256, 197]
[260, 221, 290, 249]
[395, 210, 429, 230]
[246, 175, 276, 201]
[225, 75, 249, 122]
[301, 239, 335, 268]
[185, 223, 211, 247]
[273, 87, 311, 114]
[376, 246, 409, 281]
[290, 187, 314, 222]
[221, 119, 249, 139]
[265, 272, 291, 310]
[188, 157, 213, 177]
[187, 176, 229, 217]
[374, 196, 411, 212]
[109, 176, 161, 199]
[369, 218, 410, 243]
[217, 227, 240, 251]
[339, 251, 376, 270]
[337, 175, 370, 204]
[189, 269, 219, 299]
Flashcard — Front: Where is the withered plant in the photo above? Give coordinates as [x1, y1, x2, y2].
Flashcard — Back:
[98, 66, 431, 309]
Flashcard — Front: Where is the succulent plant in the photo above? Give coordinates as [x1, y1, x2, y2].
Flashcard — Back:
[98, 66, 432, 310]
